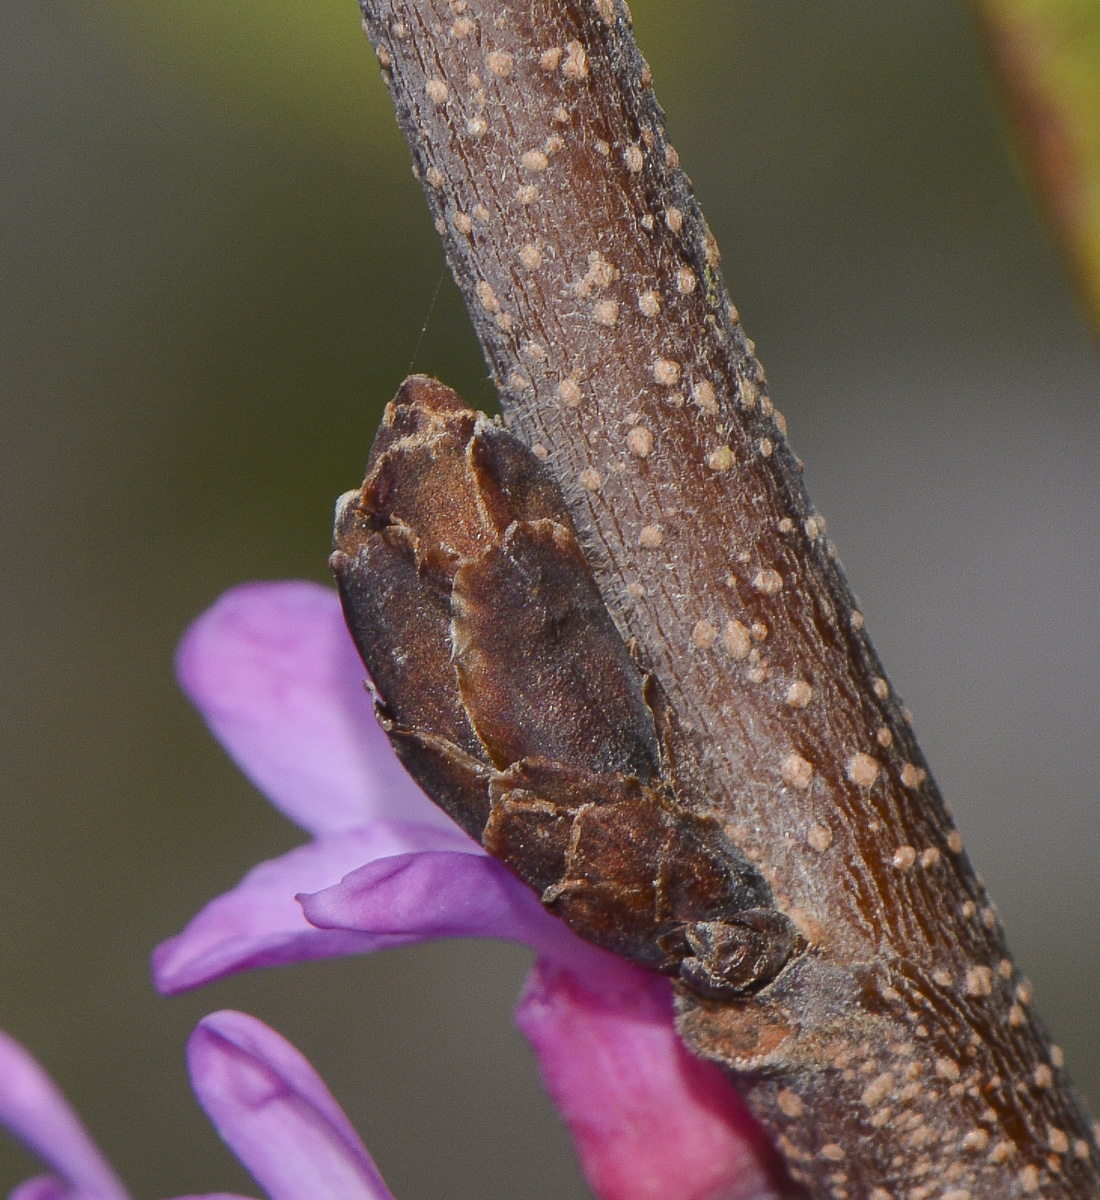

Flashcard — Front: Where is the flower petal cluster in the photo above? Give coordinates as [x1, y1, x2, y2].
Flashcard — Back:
[0, 1011, 395, 1200]
[154, 581, 791, 1200]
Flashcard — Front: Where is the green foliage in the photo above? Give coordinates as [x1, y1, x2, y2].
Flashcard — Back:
[976, 0, 1100, 334]
[84, 0, 400, 151]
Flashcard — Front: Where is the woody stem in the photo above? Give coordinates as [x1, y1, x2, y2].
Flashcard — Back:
[354, 0, 1100, 1195]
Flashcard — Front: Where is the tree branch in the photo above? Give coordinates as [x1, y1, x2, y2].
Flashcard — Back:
[353, 0, 1099, 1194]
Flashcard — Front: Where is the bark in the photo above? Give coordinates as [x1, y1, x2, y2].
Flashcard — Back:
[353, 0, 1100, 1195]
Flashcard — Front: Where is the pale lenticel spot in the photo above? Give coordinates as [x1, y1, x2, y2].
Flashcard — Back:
[808, 823, 833, 851]
[486, 50, 514, 76]
[781, 753, 814, 789]
[847, 753, 879, 787]
[692, 619, 718, 650]
[652, 357, 681, 385]
[753, 568, 783, 594]
[562, 40, 588, 79]
[723, 620, 751, 659]
[626, 425, 654, 457]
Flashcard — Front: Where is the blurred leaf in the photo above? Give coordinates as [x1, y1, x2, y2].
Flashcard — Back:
[79, 0, 400, 152]
[974, 0, 1100, 336]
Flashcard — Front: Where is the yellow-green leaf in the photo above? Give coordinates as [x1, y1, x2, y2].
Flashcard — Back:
[974, 0, 1100, 336]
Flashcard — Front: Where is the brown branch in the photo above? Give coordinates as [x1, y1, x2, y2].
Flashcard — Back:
[353, 0, 1099, 1195]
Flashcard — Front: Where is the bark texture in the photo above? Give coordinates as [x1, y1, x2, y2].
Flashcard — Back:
[354, 0, 1100, 1195]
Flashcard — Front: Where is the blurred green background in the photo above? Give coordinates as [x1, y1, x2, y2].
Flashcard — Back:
[2, 2, 1098, 1196]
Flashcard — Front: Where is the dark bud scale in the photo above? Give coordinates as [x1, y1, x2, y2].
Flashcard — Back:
[331, 375, 802, 998]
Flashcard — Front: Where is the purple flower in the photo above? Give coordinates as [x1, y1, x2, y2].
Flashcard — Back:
[0, 1010, 396, 1200]
[155, 581, 793, 1200]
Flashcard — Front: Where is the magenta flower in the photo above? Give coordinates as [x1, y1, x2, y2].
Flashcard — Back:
[155, 581, 794, 1200]
[0, 1010, 396, 1200]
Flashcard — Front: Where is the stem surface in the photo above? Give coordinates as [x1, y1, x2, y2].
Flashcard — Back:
[355, 0, 1100, 1194]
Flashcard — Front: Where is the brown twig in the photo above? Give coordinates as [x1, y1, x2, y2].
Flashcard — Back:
[353, 0, 1099, 1194]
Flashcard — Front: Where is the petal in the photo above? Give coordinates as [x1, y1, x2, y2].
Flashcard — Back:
[514, 961, 793, 1200]
[0, 1031, 129, 1200]
[11, 1178, 76, 1200]
[299, 851, 638, 989]
[188, 1012, 395, 1200]
[176, 581, 456, 836]
[153, 821, 478, 995]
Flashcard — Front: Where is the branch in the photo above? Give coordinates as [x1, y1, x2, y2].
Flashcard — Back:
[352, 0, 1099, 1194]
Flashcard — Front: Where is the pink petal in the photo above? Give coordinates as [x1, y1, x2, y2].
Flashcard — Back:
[12, 1184, 259, 1200]
[176, 582, 455, 837]
[514, 961, 793, 1200]
[299, 851, 639, 989]
[188, 1012, 395, 1200]
[0, 1031, 129, 1200]
[10, 1178, 77, 1200]
[153, 821, 478, 995]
